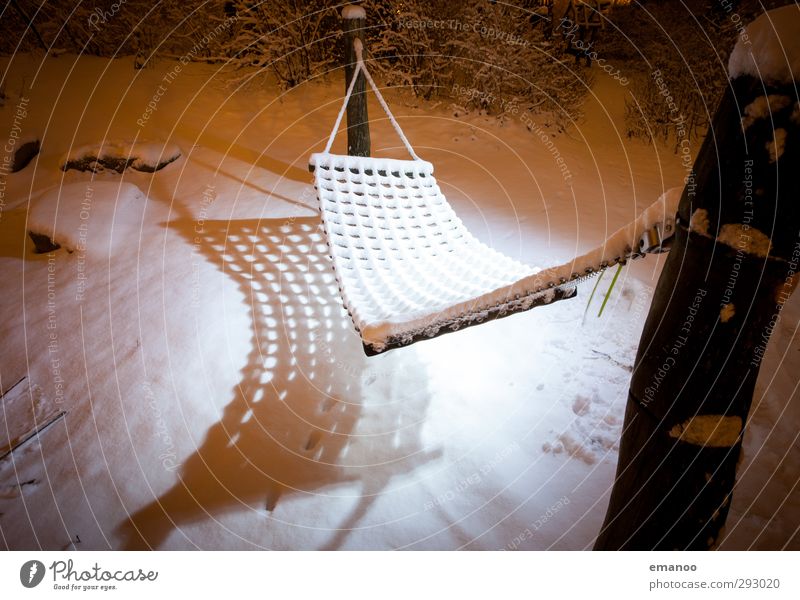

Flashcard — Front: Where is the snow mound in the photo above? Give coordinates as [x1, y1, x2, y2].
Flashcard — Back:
[28, 181, 149, 255]
[61, 140, 181, 173]
[728, 5, 800, 84]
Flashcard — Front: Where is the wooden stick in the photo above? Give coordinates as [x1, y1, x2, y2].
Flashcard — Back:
[342, 5, 370, 157]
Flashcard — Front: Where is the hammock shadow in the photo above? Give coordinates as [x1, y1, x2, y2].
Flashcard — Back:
[185, 154, 315, 211]
[119, 216, 441, 549]
[183, 123, 311, 185]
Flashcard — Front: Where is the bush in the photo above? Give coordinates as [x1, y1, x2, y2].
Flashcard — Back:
[361, 0, 593, 128]
[1, 1, 222, 64]
[599, 0, 791, 148]
[2, 1, 593, 128]
[215, 1, 340, 88]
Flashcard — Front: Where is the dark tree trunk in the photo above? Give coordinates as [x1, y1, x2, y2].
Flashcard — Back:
[342, 10, 370, 157]
[595, 73, 800, 549]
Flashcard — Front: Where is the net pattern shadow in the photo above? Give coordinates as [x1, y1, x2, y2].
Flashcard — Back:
[118, 218, 441, 549]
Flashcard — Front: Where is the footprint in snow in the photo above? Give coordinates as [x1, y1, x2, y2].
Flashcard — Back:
[572, 395, 591, 416]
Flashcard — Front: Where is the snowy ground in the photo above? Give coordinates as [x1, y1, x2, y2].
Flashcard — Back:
[0, 55, 798, 550]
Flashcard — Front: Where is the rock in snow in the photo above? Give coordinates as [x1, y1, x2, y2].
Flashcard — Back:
[61, 140, 181, 173]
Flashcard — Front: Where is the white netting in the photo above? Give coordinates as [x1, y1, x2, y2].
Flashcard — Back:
[309, 152, 567, 353]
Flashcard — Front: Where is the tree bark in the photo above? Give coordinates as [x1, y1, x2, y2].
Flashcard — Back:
[595, 73, 800, 549]
[342, 9, 370, 157]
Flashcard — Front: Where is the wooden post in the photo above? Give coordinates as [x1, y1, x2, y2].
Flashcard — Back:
[342, 4, 370, 157]
[595, 10, 800, 550]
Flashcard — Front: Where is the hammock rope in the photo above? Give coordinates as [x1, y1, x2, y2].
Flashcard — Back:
[323, 39, 420, 160]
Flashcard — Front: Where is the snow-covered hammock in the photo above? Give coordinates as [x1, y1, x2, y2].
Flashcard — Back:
[310, 41, 676, 355]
